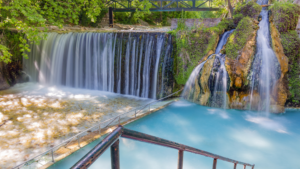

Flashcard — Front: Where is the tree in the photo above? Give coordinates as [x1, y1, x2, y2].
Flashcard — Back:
[227, 0, 234, 18]
[0, 0, 103, 63]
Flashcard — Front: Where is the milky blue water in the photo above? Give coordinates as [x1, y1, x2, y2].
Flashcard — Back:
[49, 100, 300, 169]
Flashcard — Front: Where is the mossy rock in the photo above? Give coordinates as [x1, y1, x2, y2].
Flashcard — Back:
[172, 19, 234, 85]
[281, 30, 300, 105]
[270, 2, 300, 33]
[234, 1, 262, 20]
[224, 17, 259, 59]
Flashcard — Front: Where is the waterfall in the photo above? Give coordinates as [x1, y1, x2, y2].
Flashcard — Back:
[182, 56, 212, 99]
[215, 29, 235, 54]
[182, 30, 233, 108]
[23, 32, 172, 99]
[160, 35, 173, 98]
[210, 54, 229, 109]
[249, 1, 280, 113]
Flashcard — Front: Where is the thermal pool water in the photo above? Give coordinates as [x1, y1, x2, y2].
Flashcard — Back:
[49, 100, 300, 169]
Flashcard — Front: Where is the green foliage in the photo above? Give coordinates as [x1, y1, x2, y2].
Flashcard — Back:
[281, 31, 300, 103]
[132, 0, 152, 19]
[0, 0, 103, 63]
[270, 2, 300, 33]
[224, 17, 256, 59]
[0, 44, 11, 64]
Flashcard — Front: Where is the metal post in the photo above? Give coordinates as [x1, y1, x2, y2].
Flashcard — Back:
[51, 149, 55, 162]
[111, 139, 120, 169]
[109, 7, 113, 28]
[212, 158, 217, 169]
[244, 165, 246, 169]
[233, 163, 237, 169]
[78, 136, 81, 148]
[177, 150, 183, 169]
[99, 124, 101, 136]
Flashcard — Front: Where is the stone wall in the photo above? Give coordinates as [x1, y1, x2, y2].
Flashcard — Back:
[171, 18, 222, 30]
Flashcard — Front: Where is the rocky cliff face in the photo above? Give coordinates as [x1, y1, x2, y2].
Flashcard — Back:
[180, 1, 297, 113]
[224, 17, 259, 110]
[270, 2, 300, 107]
[0, 62, 10, 90]
[269, 22, 289, 113]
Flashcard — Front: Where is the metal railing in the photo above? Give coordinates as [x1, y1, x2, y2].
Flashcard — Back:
[12, 89, 182, 169]
[71, 126, 255, 169]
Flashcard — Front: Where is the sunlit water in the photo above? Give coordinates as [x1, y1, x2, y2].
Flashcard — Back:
[49, 100, 300, 169]
[0, 82, 153, 168]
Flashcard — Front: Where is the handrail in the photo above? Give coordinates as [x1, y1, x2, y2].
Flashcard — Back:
[71, 126, 255, 169]
[12, 89, 182, 169]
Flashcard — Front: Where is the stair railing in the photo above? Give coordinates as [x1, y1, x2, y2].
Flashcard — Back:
[72, 126, 255, 169]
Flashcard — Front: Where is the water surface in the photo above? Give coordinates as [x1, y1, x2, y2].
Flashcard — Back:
[49, 100, 300, 169]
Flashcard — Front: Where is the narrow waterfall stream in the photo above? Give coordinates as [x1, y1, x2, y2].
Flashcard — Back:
[23, 32, 173, 99]
[183, 30, 233, 108]
[249, 0, 281, 113]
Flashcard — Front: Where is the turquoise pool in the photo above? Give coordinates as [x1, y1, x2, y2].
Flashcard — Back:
[49, 100, 300, 169]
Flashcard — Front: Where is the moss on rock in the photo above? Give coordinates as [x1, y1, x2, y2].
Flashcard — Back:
[270, 2, 300, 33]
[280, 30, 300, 106]
[172, 19, 234, 85]
[224, 17, 259, 59]
[234, 1, 262, 20]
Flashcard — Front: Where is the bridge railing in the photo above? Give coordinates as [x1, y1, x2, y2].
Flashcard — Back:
[71, 126, 255, 169]
[12, 90, 182, 169]
[106, 0, 219, 12]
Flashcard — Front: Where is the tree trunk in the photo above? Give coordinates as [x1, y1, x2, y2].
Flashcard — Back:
[227, 0, 234, 18]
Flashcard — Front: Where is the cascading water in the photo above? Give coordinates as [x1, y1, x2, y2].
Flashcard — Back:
[183, 29, 233, 108]
[23, 32, 173, 99]
[249, 0, 281, 113]
[215, 29, 235, 54]
[182, 55, 212, 100]
[209, 54, 229, 109]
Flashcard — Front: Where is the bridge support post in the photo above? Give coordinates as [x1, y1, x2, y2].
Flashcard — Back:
[178, 150, 183, 169]
[109, 7, 113, 28]
[111, 139, 120, 169]
[212, 158, 217, 169]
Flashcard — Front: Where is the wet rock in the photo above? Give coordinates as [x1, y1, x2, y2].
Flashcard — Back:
[269, 22, 289, 113]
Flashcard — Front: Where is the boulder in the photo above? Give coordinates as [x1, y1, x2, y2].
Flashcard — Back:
[270, 2, 300, 33]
